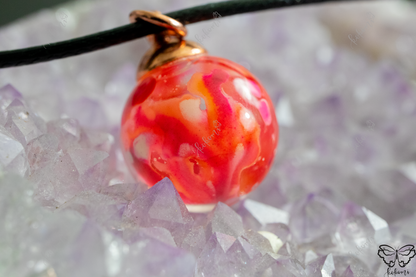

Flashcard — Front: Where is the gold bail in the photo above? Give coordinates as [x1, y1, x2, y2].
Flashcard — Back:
[129, 10, 207, 80]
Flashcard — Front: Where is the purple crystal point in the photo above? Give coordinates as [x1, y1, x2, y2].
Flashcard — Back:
[290, 193, 339, 244]
[118, 238, 195, 277]
[195, 233, 229, 277]
[122, 177, 193, 245]
[196, 232, 275, 277]
[340, 266, 355, 277]
[0, 84, 23, 114]
[68, 148, 109, 175]
[180, 225, 206, 257]
[137, 227, 177, 247]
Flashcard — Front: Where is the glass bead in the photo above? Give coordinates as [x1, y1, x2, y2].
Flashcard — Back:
[121, 55, 279, 205]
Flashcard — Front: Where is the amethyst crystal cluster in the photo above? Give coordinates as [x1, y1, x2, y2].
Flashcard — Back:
[1, 0, 416, 276]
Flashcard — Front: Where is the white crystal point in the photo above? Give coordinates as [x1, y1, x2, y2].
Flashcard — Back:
[321, 254, 335, 277]
[304, 250, 318, 264]
[68, 148, 109, 175]
[362, 207, 391, 243]
[244, 199, 289, 225]
[8, 103, 46, 143]
[256, 230, 282, 256]
[242, 229, 275, 256]
[86, 130, 114, 152]
[306, 255, 328, 277]
[237, 236, 261, 259]
[61, 118, 81, 138]
[399, 162, 416, 184]
[0, 126, 28, 176]
[0, 84, 22, 108]
[0, 127, 24, 166]
[208, 202, 244, 238]
[215, 232, 236, 252]
[27, 133, 59, 171]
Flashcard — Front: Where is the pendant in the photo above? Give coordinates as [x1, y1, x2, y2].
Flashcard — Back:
[121, 11, 279, 210]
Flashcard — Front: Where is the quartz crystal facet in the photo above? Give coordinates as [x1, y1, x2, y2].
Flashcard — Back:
[121, 55, 278, 205]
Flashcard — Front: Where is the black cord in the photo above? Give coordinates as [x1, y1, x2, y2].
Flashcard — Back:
[0, 0, 353, 68]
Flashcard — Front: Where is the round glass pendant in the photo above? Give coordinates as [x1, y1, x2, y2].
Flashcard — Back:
[121, 11, 279, 208]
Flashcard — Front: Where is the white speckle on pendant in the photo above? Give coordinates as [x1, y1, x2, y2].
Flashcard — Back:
[180, 98, 205, 123]
[206, 180, 216, 196]
[178, 143, 193, 157]
[230, 143, 245, 170]
[236, 143, 244, 153]
[133, 134, 150, 160]
[233, 78, 253, 101]
[239, 108, 256, 132]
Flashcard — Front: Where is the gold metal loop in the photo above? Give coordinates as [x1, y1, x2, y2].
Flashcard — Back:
[129, 10, 207, 80]
[129, 10, 187, 38]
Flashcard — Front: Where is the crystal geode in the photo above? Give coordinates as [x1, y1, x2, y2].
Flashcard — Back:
[1, 0, 416, 276]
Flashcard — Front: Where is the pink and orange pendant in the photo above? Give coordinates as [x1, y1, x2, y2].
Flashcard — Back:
[121, 11, 279, 209]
